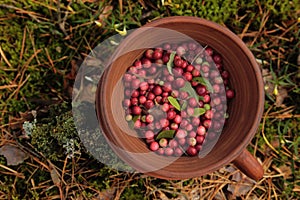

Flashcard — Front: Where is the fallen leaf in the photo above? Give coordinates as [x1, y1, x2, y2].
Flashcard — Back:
[50, 168, 61, 186]
[97, 6, 113, 27]
[275, 86, 288, 107]
[95, 188, 115, 200]
[0, 144, 28, 166]
[227, 171, 256, 197]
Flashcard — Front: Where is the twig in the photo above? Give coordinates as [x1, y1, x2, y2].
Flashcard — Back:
[0, 46, 12, 68]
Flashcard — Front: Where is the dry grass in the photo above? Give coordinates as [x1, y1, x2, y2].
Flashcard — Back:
[0, 0, 299, 199]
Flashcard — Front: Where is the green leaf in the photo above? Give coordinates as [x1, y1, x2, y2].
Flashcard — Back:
[192, 77, 214, 93]
[167, 96, 181, 111]
[132, 115, 140, 123]
[128, 115, 140, 129]
[167, 51, 176, 75]
[180, 82, 199, 101]
[193, 108, 206, 117]
[181, 101, 188, 110]
[156, 130, 176, 140]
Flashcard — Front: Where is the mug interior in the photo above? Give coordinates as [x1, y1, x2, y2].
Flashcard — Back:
[96, 17, 264, 179]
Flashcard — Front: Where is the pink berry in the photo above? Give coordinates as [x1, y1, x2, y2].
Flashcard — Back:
[132, 106, 141, 115]
[150, 141, 159, 151]
[145, 130, 154, 139]
[169, 139, 178, 148]
[197, 125, 206, 135]
[174, 115, 182, 124]
[176, 129, 186, 139]
[174, 148, 183, 156]
[226, 89, 235, 99]
[165, 147, 174, 156]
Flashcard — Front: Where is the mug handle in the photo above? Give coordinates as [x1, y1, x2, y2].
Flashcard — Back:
[232, 149, 264, 181]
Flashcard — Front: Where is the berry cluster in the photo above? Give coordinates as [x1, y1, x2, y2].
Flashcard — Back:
[122, 41, 234, 156]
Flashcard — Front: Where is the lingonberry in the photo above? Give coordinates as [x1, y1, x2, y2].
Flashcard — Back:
[150, 141, 159, 151]
[174, 148, 183, 156]
[188, 97, 198, 107]
[174, 115, 182, 124]
[145, 130, 154, 139]
[165, 147, 174, 156]
[142, 58, 152, 68]
[183, 72, 193, 81]
[226, 89, 235, 99]
[187, 146, 197, 156]
[146, 114, 154, 123]
[188, 137, 197, 146]
[144, 100, 154, 109]
[176, 129, 186, 139]
[169, 139, 178, 148]
[131, 97, 138, 105]
[153, 85, 162, 96]
[197, 125, 206, 136]
[196, 85, 207, 96]
[159, 138, 168, 148]
[203, 119, 212, 129]
[153, 50, 163, 60]
[170, 123, 179, 130]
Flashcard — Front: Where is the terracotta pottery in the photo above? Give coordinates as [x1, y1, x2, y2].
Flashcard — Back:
[96, 16, 264, 180]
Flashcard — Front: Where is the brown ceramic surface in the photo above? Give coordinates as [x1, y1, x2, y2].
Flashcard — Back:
[96, 16, 264, 180]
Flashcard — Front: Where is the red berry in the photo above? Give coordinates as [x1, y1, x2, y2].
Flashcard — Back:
[175, 78, 185, 88]
[148, 66, 157, 74]
[142, 58, 152, 68]
[123, 99, 131, 108]
[188, 131, 197, 138]
[153, 86, 162, 96]
[132, 106, 142, 115]
[145, 49, 154, 59]
[165, 147, 174, 156]
[162, 54, 170, 63]
[174, 148, 183, 156]
[186, 146, 197, 156]
[145, 130, 154, 139]
[162, 103, 170, 112]
[160, 118, 169, 128]
[176, 129, 186, 139]
[150, 141, 159, 151]
[131, 79, 140, 88]
[204, 110, 213, 119]
[131, 97, 138, 105]
[197, 125, 206, 135]
[176, 46, 186, 56]
[188, 97, 198, 107]
[183, 72, 193, 81]
[196, 136, 205, 144]
[226, 89, 235, 99]
[203, 119, 212, 129]
[170, 123, 178, 130]
[186, 65, 194, 72]
[213, 54, 222, 64]
[147, 92, 155, 100]
[221, 70, 229, 79]
[196, 85, 207, 96]
[144, 100, 154, 109]
[167, 110, 176, 120]
[153, 50, 163, 60]
[192, 117, 200, 126]
[146, 114, 154, 123]
[169, 139, 178, 148]
[174, 115, 182, 124]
